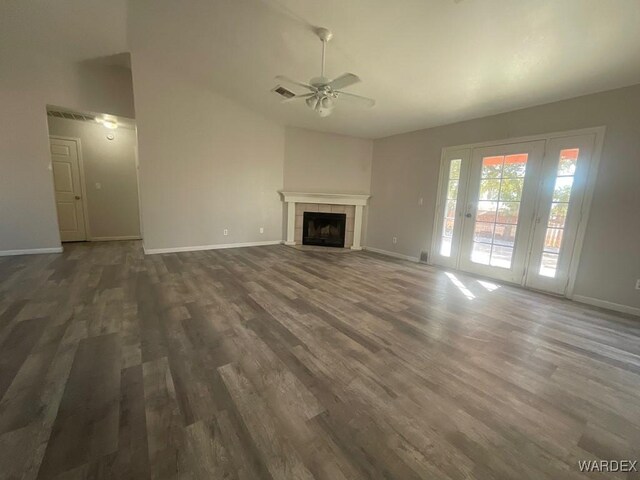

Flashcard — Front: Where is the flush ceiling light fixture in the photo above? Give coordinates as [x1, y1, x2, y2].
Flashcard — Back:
[96, 117, 118, 129]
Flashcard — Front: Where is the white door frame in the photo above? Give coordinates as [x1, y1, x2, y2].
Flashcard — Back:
[524, 134, 597, 295]
[133, 125, 145, 242]
[49, 135, 91, 241]
[429, 126, 606, 299]
[431, 148, 471, 269]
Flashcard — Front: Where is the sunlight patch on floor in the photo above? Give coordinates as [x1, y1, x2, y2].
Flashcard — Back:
[445, 272, 476, 300]
[477, 280, 501, 292]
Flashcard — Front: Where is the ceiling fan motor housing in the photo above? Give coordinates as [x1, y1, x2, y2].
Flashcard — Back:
[310, 76, 331, 87]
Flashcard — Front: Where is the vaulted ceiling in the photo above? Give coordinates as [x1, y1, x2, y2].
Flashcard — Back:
[0, 0, 128, 61]
[4, 0, 640, 138]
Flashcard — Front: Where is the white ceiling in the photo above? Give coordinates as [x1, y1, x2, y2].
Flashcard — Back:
[0, 0, 128, 61]
[4, 0, 640, 139]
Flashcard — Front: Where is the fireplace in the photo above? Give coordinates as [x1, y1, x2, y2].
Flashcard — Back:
[303, 211, 346, 248]
[280, 191, 370, 249]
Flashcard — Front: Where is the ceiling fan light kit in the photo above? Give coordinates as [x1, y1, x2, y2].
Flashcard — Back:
[274, 27, 375, 117]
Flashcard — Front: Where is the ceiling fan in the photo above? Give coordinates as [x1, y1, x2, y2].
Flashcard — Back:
[274, 27, 375, 117]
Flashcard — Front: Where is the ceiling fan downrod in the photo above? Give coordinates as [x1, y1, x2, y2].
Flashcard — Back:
[316, 27, 333, 79]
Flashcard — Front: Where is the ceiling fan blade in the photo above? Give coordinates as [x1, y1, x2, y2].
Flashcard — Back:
[275, 75, 317, 91]
[282, 93, 315, 103]
[328, 73, 361, 90]
[336, 91, 375, 108]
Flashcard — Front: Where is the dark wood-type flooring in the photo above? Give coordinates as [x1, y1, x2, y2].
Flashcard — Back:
[0, 241, 639, 479]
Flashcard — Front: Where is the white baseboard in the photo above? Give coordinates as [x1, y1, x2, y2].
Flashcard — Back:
[0, 246, 63, 257]
[571, 295, 640, 317]
[90, 236, 141, 242]
[144, 240, 281, 255]
[363, 246, 420, 262]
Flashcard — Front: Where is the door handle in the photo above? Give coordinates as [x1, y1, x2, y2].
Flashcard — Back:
[75, 195, 81, 200]
[465, 202, 475, 219]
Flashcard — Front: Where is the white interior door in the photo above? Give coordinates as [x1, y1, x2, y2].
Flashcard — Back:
[50, 138, 87, 242]
[458, 140, 545, 283]
[525, 134, 596, 294]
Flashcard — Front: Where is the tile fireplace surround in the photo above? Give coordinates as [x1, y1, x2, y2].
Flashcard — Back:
[279, 192, 371, 250]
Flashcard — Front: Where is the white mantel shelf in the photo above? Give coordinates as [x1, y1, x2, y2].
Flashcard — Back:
[279, 191, 371, 206]
[279, 191, 371, 250]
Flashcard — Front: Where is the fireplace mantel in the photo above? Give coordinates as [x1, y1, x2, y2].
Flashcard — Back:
[279, 191, 371, 250]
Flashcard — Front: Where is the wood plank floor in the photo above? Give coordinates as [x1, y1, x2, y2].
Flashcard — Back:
[0, 241, 639, 479]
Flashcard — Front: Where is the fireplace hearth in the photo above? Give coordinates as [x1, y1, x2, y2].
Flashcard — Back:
[303, 211, 346, 248]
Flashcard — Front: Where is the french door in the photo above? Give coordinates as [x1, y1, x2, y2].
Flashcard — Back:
[432, 131, 600, 295]
[459, 141, 544, 283]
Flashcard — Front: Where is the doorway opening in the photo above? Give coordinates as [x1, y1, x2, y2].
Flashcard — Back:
[47, 107, 142, 243]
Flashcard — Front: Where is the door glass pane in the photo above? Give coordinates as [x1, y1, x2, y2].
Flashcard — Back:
[471, 242, 491, 265]
[445, 199, 457, 218]
[471, 153, 528, 269]
[490, 246, 513, 268]
[499, 178, 524, 201]
[443, 218, 455, 237]
[477, 201, 498, 223]
[481, 156, 503, 178]
[441, 217, 455, 255]
[558, 148, 578, 176]
[440, 237, 452, 257]
[449, 158, 461, 179]
[544, 228, 564, 252]
[552, 176, 574, 202]
[439, 159, 462, 257]
[540, 252, 559, 277]
[493, 224, 517, 247]
[473, 222, 494, 243]
[548, 203, 568, 227]
[538, 148, 579, 277]
[497, 202, 520, 224]
[503, 154, 528, 177]
[447, 180, 459, 199]
[479, 179, 500, 200]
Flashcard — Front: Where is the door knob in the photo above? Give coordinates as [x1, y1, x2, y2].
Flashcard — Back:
[465, 213, 472, 218]
[75, 195, 81, 200]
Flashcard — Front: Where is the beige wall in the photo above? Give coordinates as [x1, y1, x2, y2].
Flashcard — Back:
[129, 54, 285, 251]
[283, 127, 373, 246]
[284, 127, 373, 194]
[0, 51, 136, 253]
[47, 116, 140, 240]
[368, 84, 640, 309]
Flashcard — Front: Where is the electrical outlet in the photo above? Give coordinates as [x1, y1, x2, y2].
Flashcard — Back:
[95, 183, 102, 190]
[223, 229, 228, 236]
[418, 197, 424, 206]
[392, 236, 397, 244]
[635, 279, 640, 290]
[259, 227, 264, 234]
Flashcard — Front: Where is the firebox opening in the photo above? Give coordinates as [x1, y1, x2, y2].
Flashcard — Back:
[302, 211, 346, 248]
